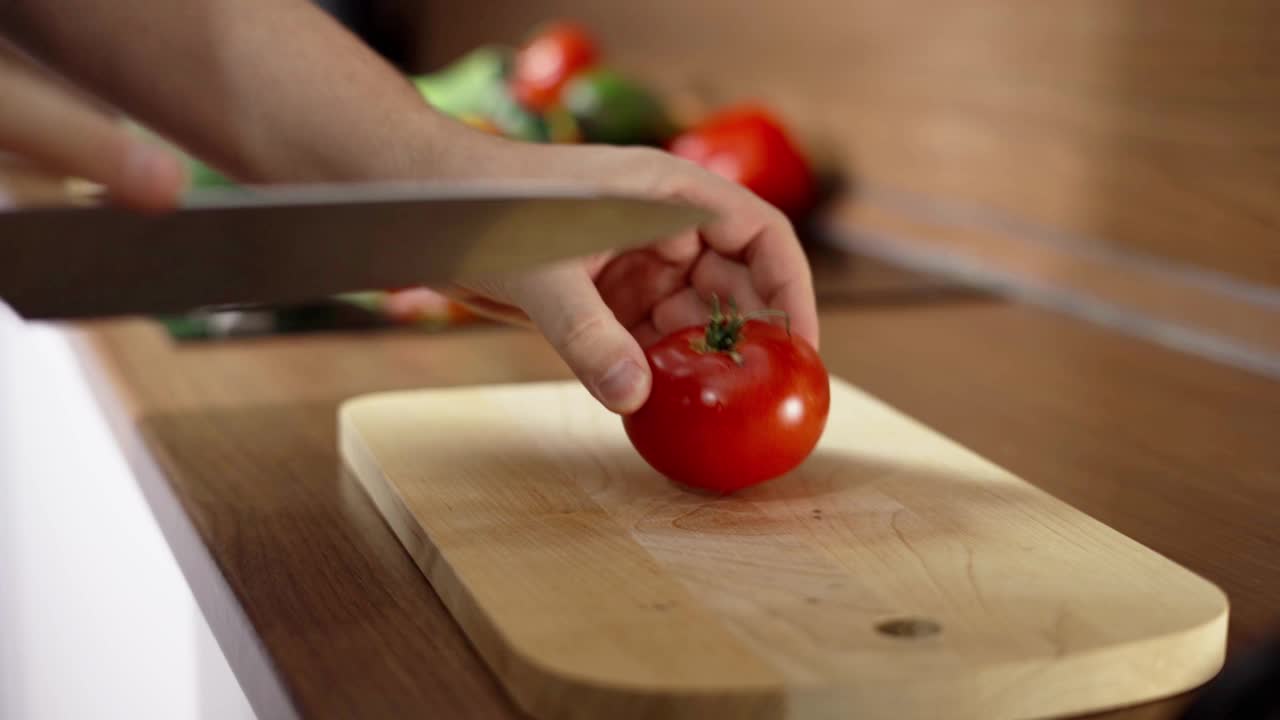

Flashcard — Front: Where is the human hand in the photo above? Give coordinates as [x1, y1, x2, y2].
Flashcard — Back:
[0, 40, 185, 211]
[450, 140, 819, 415]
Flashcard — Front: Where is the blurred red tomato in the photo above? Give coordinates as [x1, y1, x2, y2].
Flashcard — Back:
[511, 21, 598, 111]
[383, 288, 476, 326]
[668, 105, 816, 218]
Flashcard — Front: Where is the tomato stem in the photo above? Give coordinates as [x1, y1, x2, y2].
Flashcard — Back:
[692, 293, 790, 364]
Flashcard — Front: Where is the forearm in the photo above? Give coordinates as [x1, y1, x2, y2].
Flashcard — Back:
[0, 0, 486, 183]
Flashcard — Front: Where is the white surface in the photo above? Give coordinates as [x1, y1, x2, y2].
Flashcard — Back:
[0, 305, 254, 720]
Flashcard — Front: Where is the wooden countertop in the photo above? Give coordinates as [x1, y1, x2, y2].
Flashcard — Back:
[67, 265, 1280, 719]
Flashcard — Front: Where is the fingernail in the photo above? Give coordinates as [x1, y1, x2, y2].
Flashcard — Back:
[123, 142, 161, 185]
[123, 142, 184, 206]
[597, 359, 645, 411]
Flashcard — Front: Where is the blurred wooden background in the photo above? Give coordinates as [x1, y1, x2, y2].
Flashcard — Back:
[396, 0, 1279, 292]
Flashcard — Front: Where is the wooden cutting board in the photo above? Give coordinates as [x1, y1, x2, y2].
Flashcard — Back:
[339, 377, 1227, 720]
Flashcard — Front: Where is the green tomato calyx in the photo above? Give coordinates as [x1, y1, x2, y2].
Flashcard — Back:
[691, 294, 789, 365]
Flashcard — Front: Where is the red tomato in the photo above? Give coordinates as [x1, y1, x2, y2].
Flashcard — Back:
[511, 21, 599, 111]
[668, 104, 817, 218]
[622, 302, 830, 493]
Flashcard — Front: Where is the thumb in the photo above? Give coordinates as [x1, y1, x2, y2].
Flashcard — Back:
[491, 264, 651, 414]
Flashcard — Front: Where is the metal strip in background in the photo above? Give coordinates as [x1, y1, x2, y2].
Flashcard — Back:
[863, 187, 1280, 312]
[821, 187, 1280, 382]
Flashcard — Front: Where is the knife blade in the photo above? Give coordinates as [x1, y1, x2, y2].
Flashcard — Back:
[0, 180, 712, 320]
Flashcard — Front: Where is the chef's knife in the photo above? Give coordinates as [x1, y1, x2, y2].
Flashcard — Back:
[0, 180, 712, 320]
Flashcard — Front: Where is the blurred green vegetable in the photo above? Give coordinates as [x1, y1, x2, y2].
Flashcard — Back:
[412, 45, 549, 142]
[158, 314, 211, 340]
[485, 89, 550, 142]
[187, 157, 235, 188]
[412, 45, 510, 119]
[563, 69, 674, 146]
[543, 105, 582, 143]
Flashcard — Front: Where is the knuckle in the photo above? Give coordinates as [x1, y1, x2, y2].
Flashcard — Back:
[769, 206, 793, 231]
[615, 146, 690, 199]
[555, 311, 611, 357]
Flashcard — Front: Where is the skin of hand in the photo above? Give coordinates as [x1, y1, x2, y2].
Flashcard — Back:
[0, 41, 186, 210]
[447, 139, 819, 414]
[0, 1, 818, 415]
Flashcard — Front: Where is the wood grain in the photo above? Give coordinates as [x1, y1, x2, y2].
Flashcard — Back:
[411, 0, 1280, 289]
[341, 378, 1227, 720]
[72, 298, 1280, 720]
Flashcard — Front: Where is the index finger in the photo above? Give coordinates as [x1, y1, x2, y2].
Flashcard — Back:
[0, 43, 185, 211]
